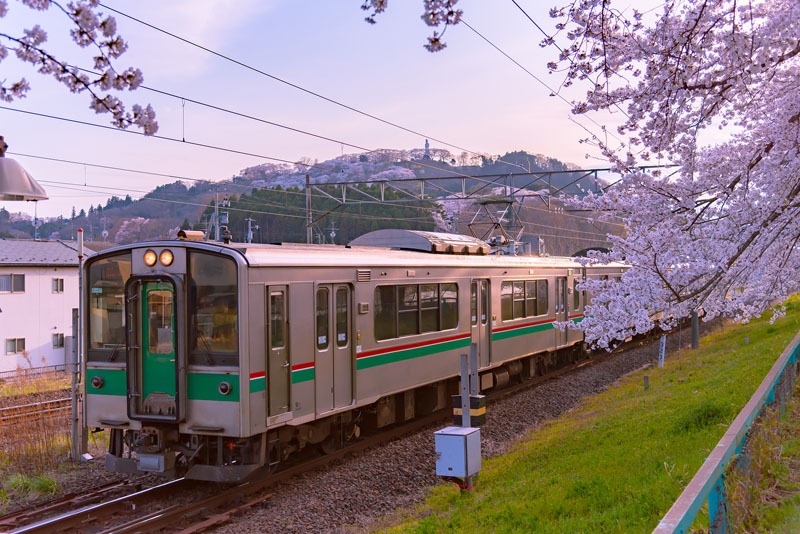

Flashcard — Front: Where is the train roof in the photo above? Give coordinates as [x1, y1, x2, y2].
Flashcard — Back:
[228, 229, 589, 269]
[89, 230, 626, 271]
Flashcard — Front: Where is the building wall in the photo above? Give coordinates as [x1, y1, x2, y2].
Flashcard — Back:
[0, 265, 79, 373]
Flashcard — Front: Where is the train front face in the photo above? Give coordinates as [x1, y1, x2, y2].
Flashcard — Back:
[83, 243, 257, 481]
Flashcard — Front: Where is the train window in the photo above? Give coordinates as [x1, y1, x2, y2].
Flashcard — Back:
[375, 282, 459, 341]
[501, 282, 512, 321]
[147, 289, 174, 354]
[374, 286, 397, 341]
[537, 280, 549, 316]
[398, 285, 419, 337]
[420, 284, 439, 333]
[501, 280, 548, 320]
[87, 253, 131, 362]
[441, 283, 458, 330]
[270, 292, 286, 349]
[336, 287, 348, 348]
[470, 282, 478, 326]
[525, 281, 537, 317]
[573, 279, 581, 311]
[512, 281, 525, 319]
[188, 251, 238, 366]
[316, 288, 330, 350]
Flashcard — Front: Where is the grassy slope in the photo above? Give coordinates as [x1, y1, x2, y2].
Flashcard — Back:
[385, 299, 800, 533]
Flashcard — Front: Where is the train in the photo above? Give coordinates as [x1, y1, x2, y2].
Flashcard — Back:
[82, 228, 625, 482]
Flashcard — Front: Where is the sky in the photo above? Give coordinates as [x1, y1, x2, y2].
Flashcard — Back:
[1, 0, 638, 220]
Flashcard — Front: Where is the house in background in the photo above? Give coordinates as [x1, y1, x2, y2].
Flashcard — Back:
[0, 239, 86, 373]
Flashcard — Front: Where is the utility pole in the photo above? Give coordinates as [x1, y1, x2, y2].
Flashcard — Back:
[245, 217, 258, 244]
[214, 191, 230, 242]
[305, 174, 312, 244]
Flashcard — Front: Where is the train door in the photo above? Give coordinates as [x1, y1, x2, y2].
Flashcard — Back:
[568, 274, 584, 345]
[128, 280, 179, 420]
[555, 276, 568, 347]
[471, 279, 491, 368]
[315, 284, 354, 413]
[267, 286, 290, 417]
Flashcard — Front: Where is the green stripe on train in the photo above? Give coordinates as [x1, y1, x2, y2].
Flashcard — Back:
[292, 367, 315, 384]
[492, 321, 554, 342]
[86, 368, 127, 396]
[250, 377, 266, 393]
[187, 373, 240, 402]
[356, 336, 471, 371]
[86, 368, 240, 402]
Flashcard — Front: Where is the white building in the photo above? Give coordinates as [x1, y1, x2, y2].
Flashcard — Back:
[0, 239, 84, 373]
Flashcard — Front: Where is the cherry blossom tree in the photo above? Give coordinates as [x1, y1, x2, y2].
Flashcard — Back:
[361, 0, 462, 52]
[0, 0, 157, 134]
[545, 0, 800, 347]
[369, 0, 800, 346]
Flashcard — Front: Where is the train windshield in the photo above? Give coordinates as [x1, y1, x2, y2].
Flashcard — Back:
[87, 253, 132, 362]
[188, 251, 238, 366]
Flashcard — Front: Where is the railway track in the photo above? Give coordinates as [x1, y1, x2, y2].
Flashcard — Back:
[0, 397, 71, 426]
[4, 406, 449, 533]
[1, 348, 623, 533]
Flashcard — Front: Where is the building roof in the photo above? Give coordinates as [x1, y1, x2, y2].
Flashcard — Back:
[0, 239, 88, 266]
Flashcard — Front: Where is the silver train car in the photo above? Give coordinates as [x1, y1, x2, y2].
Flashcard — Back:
[83, 229, 625, 481]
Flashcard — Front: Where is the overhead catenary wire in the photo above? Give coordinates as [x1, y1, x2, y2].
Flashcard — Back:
[95, 3, 608, 180]
[39, 180, 436, 224]
[13, 148, 632, 229]
[98, 2, 478, 158]
[5, 3, 644, 211]
[459, 18, 626, 147]
[2, 5, 655, 233]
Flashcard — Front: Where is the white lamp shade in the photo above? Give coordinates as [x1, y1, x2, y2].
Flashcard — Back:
[0, 158, 48, 201]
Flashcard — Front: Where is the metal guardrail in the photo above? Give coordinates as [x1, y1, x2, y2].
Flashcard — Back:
[653, 330, 800, 533]
[0, 364, 67, 383]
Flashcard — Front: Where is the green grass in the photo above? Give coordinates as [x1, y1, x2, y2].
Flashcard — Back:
[383, 300, 800, 533]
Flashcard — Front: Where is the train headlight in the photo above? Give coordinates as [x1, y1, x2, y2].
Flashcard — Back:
[143, 249, 158, 267]
[159, 249, 174, 267]
[218, 381, 232, 396]
[90, 376, 104, 389]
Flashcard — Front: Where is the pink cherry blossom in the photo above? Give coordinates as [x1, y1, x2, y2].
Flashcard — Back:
[546, 0, 800, 346]
[0, 0, 157, 134]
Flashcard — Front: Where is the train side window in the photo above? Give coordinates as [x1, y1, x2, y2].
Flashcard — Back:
[441, 283, 458, 330]
[376, 283, 458, 340]
[525, 281, 537, 317]
[501, 281, 513, 321]
[512, 281, 525, 319]
[398, 284, 419, 337]
[374, 286, 397, 341]
[537, 280, 549, 316]
[420, 284, 439, 333]
[316, 288, 330, 350]
[270, 291, 286, 349]
[336, 287, 348, 348]
[470, 282, 478, 326]
[573, 279, 581, 311]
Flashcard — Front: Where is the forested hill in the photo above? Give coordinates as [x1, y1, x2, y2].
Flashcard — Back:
[0, 149, 616, 255]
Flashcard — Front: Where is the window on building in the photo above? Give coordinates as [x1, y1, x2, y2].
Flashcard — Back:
[0, 274, 25, 293]
[52, 278, 65, 293]
[52, 333, 65, 348]
[5, 338, 25, 354]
